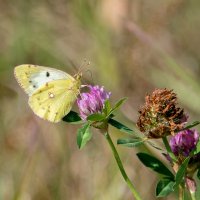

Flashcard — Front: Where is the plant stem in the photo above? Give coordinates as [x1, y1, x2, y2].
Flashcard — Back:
[162, 137, 177, 162]
[179, 185, 184, 200]
[104, 131, 142, 200]
[190, 192, 196, 200]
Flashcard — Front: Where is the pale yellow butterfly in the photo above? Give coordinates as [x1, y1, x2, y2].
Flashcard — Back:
[14, 64, 82, 123]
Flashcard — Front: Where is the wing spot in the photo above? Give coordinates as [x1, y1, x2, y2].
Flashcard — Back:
[29, 80, 32, 83]
[33, 85, 36, 88]
[55, 112, 58, 115]
[48, 92, 55, 98]
[46, 72, 50, 77]
[46, 83, 49, 87]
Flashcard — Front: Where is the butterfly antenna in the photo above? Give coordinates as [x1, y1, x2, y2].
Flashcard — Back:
[78, 59, 91, 74]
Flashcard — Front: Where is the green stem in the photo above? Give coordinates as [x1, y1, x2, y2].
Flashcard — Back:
[190, 192, 196, 200]
[162, 137, 177, 162]
[104, 131, 142, 200]
[179, 185, 184, 200]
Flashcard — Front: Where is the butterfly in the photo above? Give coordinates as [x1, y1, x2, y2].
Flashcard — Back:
[14, 64, 82, 123]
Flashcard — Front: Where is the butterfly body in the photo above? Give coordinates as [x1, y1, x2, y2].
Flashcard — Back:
[14, 64, 81, 122]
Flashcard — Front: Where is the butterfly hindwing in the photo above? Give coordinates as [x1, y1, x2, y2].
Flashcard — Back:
[14, 64, 75, 96]
[28, 79, 80, 122]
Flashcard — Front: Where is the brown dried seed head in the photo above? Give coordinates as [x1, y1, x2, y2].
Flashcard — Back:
[137, 88, 187, 139]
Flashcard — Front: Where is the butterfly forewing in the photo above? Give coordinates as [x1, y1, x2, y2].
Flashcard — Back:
[14, 64, 75, 96]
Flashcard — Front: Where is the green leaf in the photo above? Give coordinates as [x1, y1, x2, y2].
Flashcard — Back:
[173, 157, 190, 189]
[179, 121, 200, 131]
[63, 111, 82, 124]
[117, 138, 145, 147]
[108, 97, 127, 116]
[108, 118, 135, 135]
[103, 99, 111, 115]
[77, 123, 92, 149]
[156, 179, 175, 197]
[87, 113, 105, 121]
[147, 141, 163, 151]
[197, 169, 200, 180]
[137, 153, 174, 179]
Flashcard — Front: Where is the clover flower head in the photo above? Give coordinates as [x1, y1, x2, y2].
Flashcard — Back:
[169, 129, 199, 157]
[137, 88, 187, 138]
[77, 85, 111, 120]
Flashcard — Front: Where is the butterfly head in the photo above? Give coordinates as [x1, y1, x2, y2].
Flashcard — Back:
[73, 60, 90, 89]
[73, 72, 82, 91]
[74, 72, 82, 81]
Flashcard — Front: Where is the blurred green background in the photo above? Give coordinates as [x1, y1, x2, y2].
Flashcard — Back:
[1, 0, 200, 199]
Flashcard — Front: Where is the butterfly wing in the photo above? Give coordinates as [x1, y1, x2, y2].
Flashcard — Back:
[14, 64, 75, 96]
[28, 79, 80, 122]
